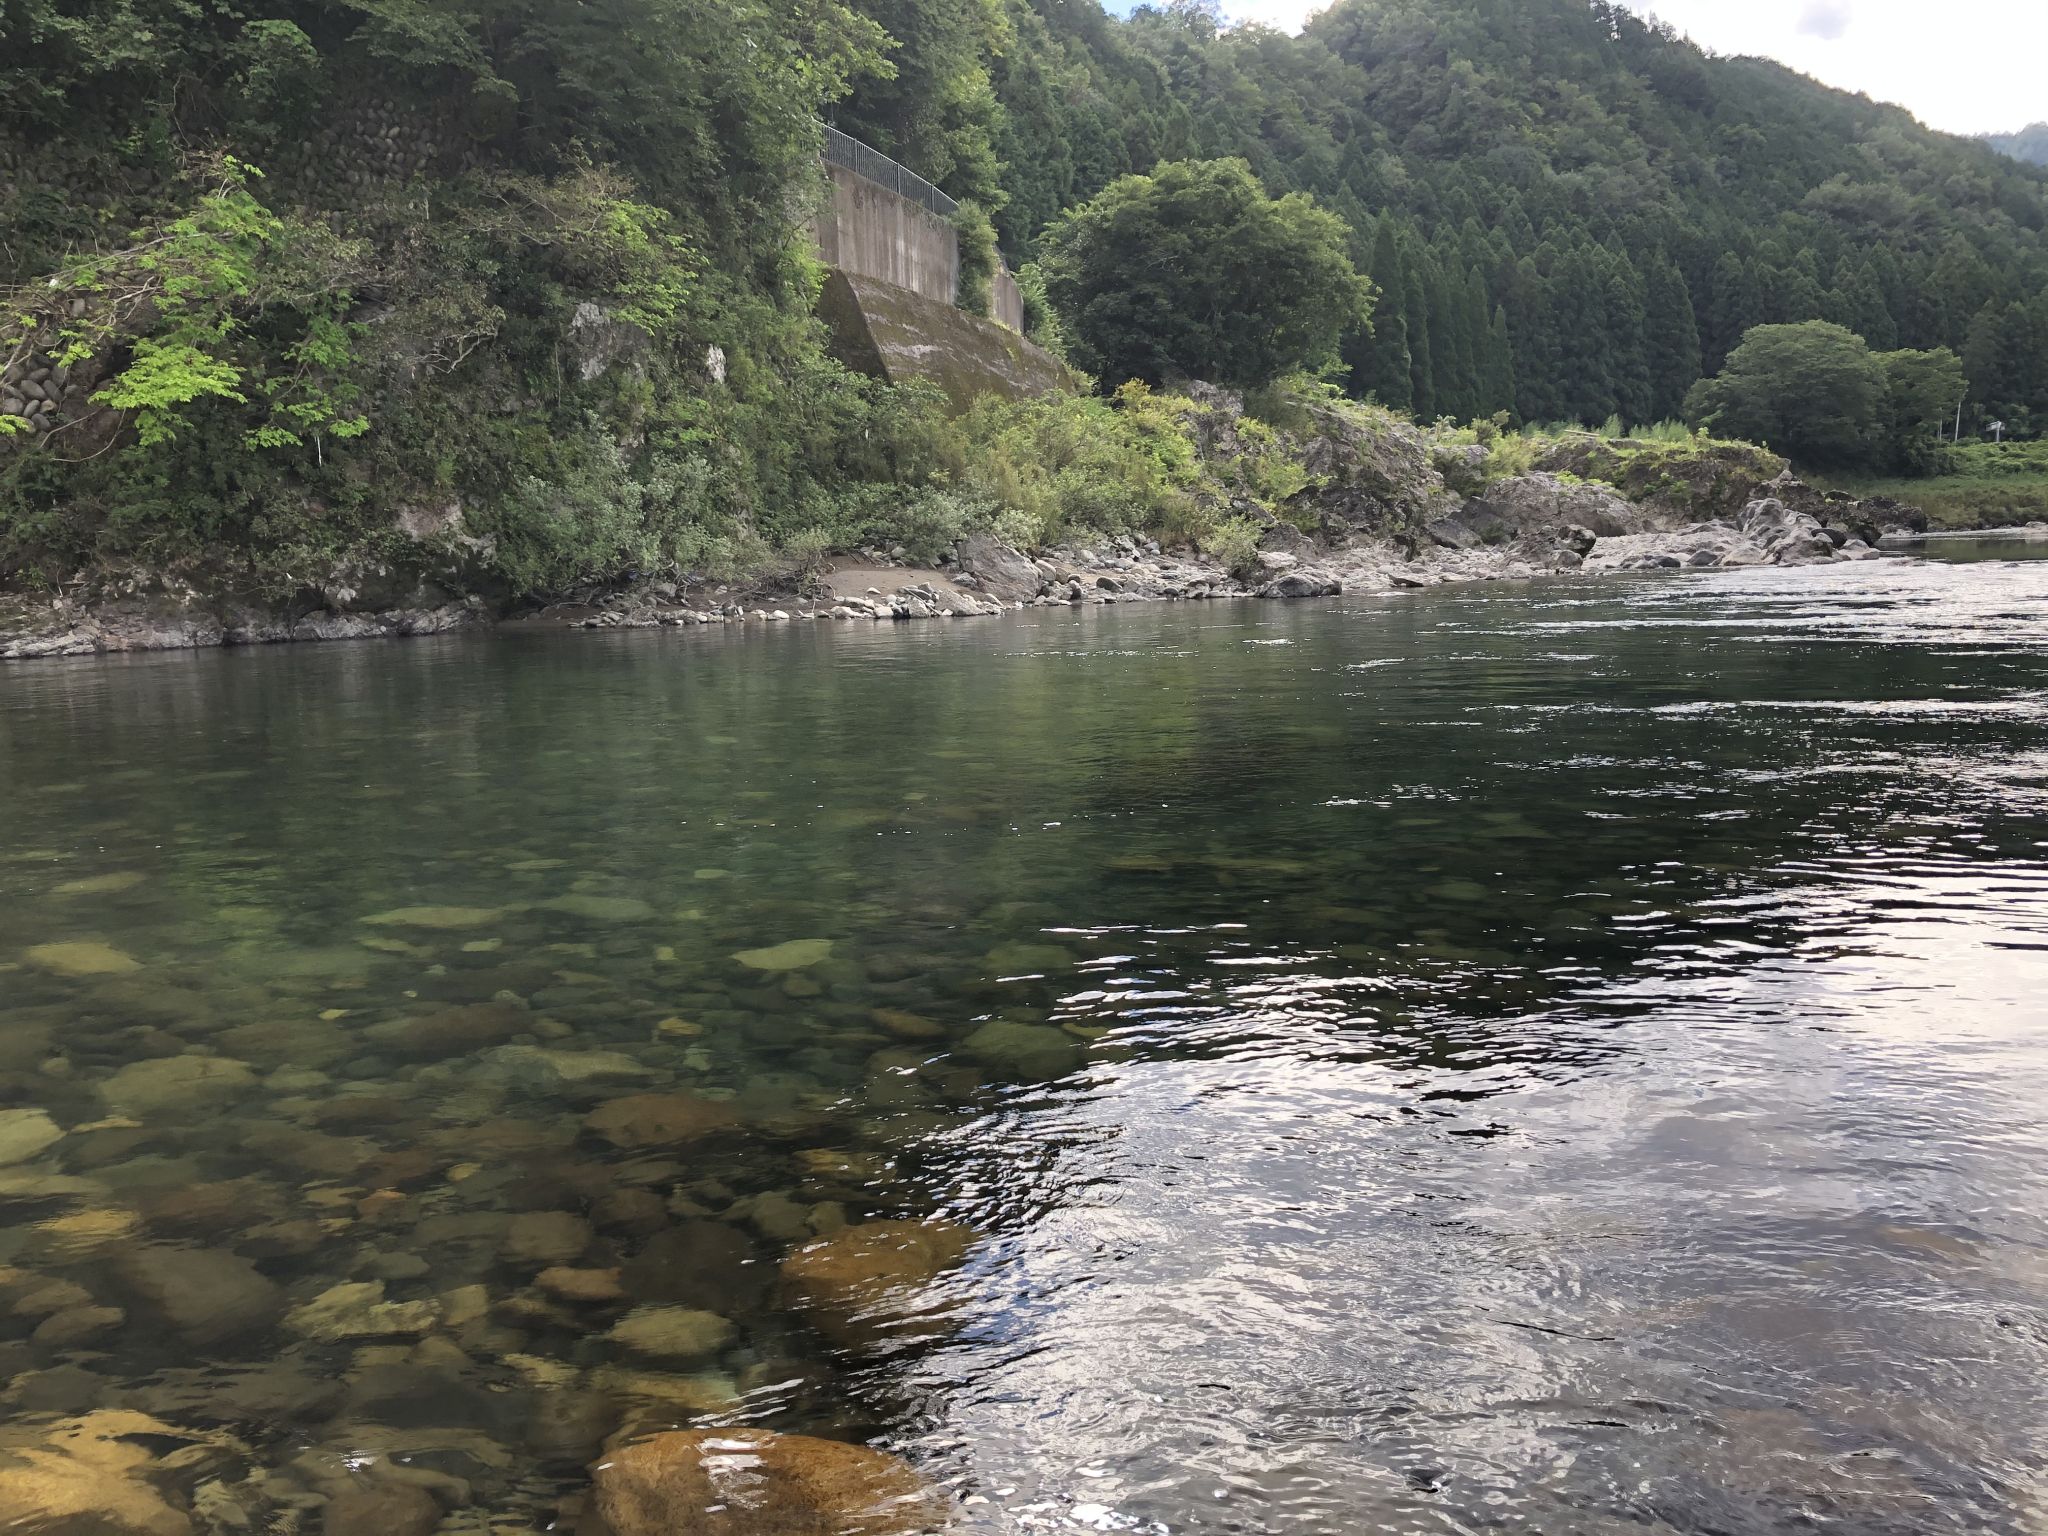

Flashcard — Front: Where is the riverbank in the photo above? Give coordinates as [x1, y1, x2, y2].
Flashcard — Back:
[0, 471, 1916, 661]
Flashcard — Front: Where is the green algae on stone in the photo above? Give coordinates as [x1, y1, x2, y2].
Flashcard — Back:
[50, 872, 147, 898]
[25, 941, 141, 977]
[733, 938, 833, 971]
[359, 905, 505, 929]
[540, 894, 656, 922]
[985, 942, 1075, 975]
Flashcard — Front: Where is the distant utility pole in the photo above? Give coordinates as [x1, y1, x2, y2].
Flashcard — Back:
[1989, 419, 2006, 443]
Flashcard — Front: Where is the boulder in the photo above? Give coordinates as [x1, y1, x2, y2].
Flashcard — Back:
[953, 536, 1040, 602]
[581, 1428, 947, 1536]
[1256, 569, 1340, 600]
[1469, 473, 1648, 538]
[1737, 496, 1840, 565]
[780, 1220, 971, 1347]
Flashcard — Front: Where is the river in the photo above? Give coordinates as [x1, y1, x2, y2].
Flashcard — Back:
[2, 545, 2046, 1533]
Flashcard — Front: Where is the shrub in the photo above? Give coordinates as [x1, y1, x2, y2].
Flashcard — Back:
[1199, 515, 1264, 580]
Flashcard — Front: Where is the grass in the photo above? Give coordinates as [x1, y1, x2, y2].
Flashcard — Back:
[1819, 440, 2048, 529]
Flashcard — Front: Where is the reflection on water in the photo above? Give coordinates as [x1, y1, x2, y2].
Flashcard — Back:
[2, 554, 2047, 1533]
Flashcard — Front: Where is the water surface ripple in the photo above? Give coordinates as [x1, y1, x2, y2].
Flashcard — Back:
[2, 551, 2046, 1534]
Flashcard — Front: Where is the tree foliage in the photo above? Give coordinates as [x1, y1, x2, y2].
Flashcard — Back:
[1685, 321, 1966, 472]
[1038, 158, 1369, 389]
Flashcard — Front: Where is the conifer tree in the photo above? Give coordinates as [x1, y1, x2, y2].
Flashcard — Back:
[1644, 255, 1703, 422]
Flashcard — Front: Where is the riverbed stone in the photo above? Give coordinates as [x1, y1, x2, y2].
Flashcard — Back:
[487, 1044, 659, 1092]
[359, 905, 504, 930]
[535, 1266, 626, 1304]
[367, 1000, 529, 1059]
[960, 1019, 1080, 1079]
[606, 1305, 735, 1360]
[118, 1245, 282, 1347]
[100, 1054, 257, 1117]
[284, 1281, 440, 1341]
[780, 1219, 972, 1346]
[0, 1107, 64, 1165]
[582, 1427, 947, 1536]
[25, 940, 142, 977]
[585, 1092, 741, 1150]
[540, 894, 656, 922]
[0, 1410, 234, 1536]
[501, 1210, 594, 1266]
[732, 938, 834, 971]
[32, 1304, 125, 1349]
[620, 1221, 763, 1313]
[321, 1479, 441, 1536]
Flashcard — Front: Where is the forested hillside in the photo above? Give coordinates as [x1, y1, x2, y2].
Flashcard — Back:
[3, 0, 2045, 600]
[1985, 126, 2048, 167]
[907, 0, 2048, 430]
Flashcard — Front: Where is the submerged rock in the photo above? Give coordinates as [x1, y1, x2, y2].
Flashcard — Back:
[780, 1220, 972, 1347]
[359, 906, 504, 929]
[100, 1054, 257, 1117]
[960, 1019, 1080, 1080]
[501, 1210, 595, 1266]
[585, 1093, 741, 1150]
[283, 1281, 440, 1341]
[0, 1107, 64, 1166]
[606, 1305, 735, 1361]
[24, 940, 142, 977]
[582, 1427, 947, 1536]
[0, 1409, 240, 1536]
[321, 1480, 441, 1536]
[732, 938, 835, 971]
[541, 894, 657, 922]
[117, 1246, 282, 1347]
[368, 1001, 529, 1059]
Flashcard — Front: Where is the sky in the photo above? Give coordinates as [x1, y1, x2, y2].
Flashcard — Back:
[1170, 0, 2047, 138]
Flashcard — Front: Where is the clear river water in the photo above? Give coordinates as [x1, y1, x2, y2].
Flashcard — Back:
[2, 545, 2047, 1534]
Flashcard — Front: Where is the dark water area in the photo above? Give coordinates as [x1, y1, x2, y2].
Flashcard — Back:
[1910, 532, 2048, 565]
[3, 552, 2047, 1533]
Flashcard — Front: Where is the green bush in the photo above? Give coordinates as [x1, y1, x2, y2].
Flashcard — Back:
[1199, 516, 1264, 580]
[950, 200, 998, 318]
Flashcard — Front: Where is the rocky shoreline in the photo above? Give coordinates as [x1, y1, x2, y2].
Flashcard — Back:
[0, 462, 1921, 662]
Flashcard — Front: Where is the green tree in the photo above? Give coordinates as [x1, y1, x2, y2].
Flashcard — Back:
[1684, 320, 1887, 468]
[1350, 220, 1412, 409]
[1878, 347, 1965, 473]
[1038, 158, 1370, 389]
[1643, 255, 1702, 422]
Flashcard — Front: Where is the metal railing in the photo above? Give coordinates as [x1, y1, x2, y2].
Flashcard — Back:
[821, 124, 959, 219]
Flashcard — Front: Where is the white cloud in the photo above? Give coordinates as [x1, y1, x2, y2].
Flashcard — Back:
[1202, 0, 2046, 137]
[1794, 1, 1853, 41]
[1624, 0, 2045, 135]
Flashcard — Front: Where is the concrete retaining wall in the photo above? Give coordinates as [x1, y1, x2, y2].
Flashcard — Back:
[817, 271, 1072, 409]
[811, 162, 1027, 334]
[811, 164, 959, 311]
[992, 263, 1025, 335]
